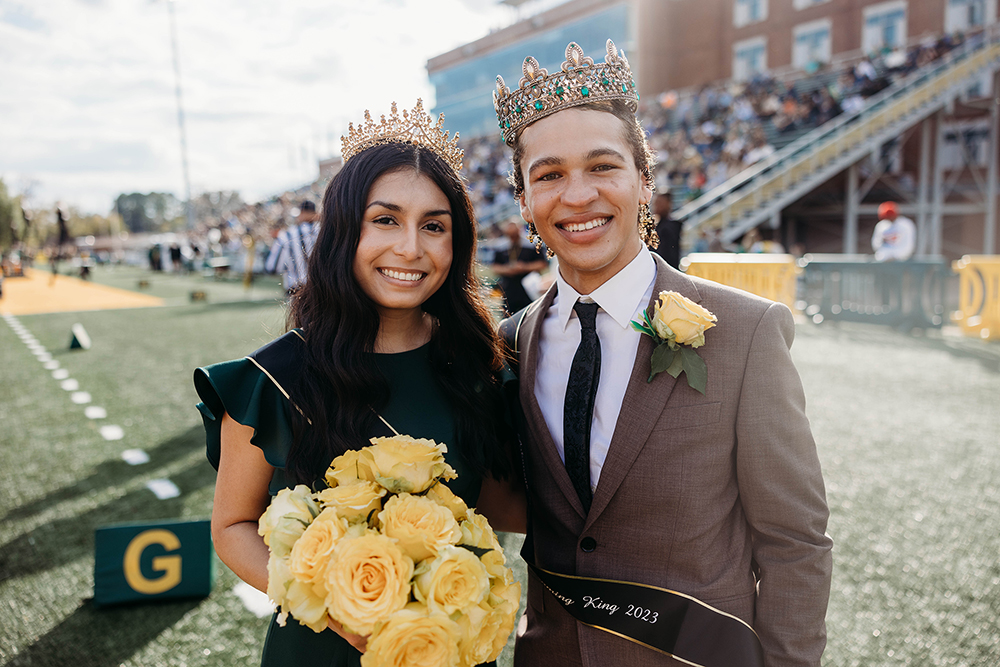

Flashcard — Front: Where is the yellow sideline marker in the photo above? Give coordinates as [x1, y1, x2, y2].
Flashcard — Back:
[0, 268, 163, 315]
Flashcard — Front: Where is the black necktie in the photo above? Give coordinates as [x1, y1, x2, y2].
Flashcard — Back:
[564, 301, 601, 512]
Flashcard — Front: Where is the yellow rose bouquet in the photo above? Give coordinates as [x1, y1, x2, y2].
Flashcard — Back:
[630, 290, 717, 393]
[257, 435, 521, 667]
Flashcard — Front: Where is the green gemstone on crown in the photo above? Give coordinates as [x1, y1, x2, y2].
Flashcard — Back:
[602, 78, 609, 87]
[555, 86, 565, 97]
[581, 86, 590, 97]
[534, 100, 543, 110]
[515, 105, 522, 114]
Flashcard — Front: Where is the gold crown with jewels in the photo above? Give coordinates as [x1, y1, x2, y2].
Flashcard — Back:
[341, 98, 464, 173]
[493, 39, 639, 146]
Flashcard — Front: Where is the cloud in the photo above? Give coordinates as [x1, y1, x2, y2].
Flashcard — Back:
[0, 0, 509, 213]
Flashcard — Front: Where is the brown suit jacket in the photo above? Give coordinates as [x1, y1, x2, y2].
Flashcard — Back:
[510, 254, 833, 667]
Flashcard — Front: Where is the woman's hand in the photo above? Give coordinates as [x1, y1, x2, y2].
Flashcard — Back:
[327, 617, 369, 654]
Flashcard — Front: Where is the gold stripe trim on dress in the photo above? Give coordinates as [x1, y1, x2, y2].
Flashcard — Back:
[371, 409, 400, 436]
[245, 355, 312, 424]
[532, 565, 760, 639]
[291, 329, 305, 342]
[246, 356, 290, 399]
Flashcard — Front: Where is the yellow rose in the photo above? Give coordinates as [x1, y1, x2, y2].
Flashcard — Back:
[483, 582, 521, 661]
[479, 549, 513, 585]
[259, 485, 320, 557]
[488, 580, 521, 612]
[325, 531, 414, 635]
[458, 509, 501, 552]
[424, 482, 469, 522]
[283, 578, 330, 633]
[651, 290, 717, 348]
[362, 435, 457, 494]
[288, 508, 349, 591]
[325, 449, 377, 488]
[413, 545, 490, 615]
[362, 604, 461, 667]
[315, 481, 386, 523]
[454, 602, 494, 666]
[266, 552, 292, 616]
[379, 493, 462, 563]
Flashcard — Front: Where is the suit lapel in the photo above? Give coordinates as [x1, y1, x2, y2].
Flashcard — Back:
[519, 284, 590, 520]
[585, 254, 703, 527]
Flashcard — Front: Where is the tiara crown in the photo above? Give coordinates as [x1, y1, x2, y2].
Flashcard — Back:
[493, 39, 639, 146]
[341, 98, 463, 173]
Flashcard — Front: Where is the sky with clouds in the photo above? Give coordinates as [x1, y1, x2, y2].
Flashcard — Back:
[0, 0, 526, 214]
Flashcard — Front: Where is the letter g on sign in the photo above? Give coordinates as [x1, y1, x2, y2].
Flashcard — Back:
[123, 529, 182, 594]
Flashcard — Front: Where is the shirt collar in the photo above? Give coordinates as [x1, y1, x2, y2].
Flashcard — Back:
[554, 249, 657, 331]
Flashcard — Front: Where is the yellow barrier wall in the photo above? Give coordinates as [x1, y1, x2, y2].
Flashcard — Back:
[681, 253, 800, 310]
[951, 255, 1000, 340]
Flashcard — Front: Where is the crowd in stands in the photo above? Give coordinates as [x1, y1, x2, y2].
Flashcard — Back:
[168, 29, 973, 272]
[450, 29, 971, 224]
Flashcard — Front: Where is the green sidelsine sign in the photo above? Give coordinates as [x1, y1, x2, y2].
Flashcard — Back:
[93, 519, 214, 608]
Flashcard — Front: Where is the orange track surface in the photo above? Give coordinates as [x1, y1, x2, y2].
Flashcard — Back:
[0, 268, 164, 315]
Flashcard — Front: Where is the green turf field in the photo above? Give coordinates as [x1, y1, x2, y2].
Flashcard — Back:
[2, 266, 999, 666]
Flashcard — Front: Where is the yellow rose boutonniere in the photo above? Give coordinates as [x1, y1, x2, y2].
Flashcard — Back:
[630, 290, 717, 394]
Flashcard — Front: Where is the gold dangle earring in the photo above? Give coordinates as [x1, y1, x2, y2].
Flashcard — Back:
[639, 202, 660, 250]
[526, 221, 554, 258]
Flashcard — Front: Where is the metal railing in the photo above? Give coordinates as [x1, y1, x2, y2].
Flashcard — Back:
[951, 255, 1000, 340]
[798, 254, 950, 329]
[676, 26, 1000, 241]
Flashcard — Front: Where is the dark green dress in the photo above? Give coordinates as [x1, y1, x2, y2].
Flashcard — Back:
[194, 332, 484, 667]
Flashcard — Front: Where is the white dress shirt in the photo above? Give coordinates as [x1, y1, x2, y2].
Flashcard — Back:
[534, 249, 657, 492]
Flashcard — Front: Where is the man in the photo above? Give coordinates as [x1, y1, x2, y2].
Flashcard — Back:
[495, 40, 832, 666]
[491, 218, 549, 314]
[265, 200, 319, 295]
[650, 192, 681, 269]
[871, 201, 915, 262]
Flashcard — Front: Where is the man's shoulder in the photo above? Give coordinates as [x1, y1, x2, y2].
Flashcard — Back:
[683, 272, 782, 323]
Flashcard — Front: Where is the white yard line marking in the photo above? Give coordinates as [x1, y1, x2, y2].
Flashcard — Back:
[145, 479, 180, 500]
[52, 369, 69, 380]
[99, 425, 124, 440]
[84, 406, 107, 419]
[60, 379, 80, 391]
[121, 449, 150, 465]
[71, 391, 92, 405]
[232, 582, 275, 618]
[44, 360, 60, 370]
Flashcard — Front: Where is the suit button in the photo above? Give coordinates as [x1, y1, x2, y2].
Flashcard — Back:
[580, 537, 597, 552]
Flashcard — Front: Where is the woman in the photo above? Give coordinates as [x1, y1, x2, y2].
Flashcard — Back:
[195, 101, 524, 665]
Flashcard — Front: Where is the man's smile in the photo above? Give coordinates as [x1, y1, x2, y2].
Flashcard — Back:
[558, 216, 611, 233]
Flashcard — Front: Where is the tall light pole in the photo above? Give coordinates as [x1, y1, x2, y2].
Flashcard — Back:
[166, 0, 194, 229]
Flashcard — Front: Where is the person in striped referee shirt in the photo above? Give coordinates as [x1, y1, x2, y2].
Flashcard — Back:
[265, 200, 319, 295]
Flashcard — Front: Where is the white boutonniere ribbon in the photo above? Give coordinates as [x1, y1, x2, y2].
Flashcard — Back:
[630, 291, 717, 394]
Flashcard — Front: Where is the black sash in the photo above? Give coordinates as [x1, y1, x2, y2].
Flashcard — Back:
[528, 562, 764, 667]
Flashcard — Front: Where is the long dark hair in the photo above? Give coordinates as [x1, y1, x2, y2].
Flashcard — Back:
[285, 141, 510, 485]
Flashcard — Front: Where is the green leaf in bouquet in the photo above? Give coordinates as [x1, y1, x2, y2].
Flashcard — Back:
[648, 343, 675, 383]
[679, 346, 708, 395]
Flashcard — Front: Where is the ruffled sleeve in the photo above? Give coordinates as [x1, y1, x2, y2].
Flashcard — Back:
[194, 358, 294, 493]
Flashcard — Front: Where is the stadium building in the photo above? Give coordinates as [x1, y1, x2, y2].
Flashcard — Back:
[428, 0, 1000, 261]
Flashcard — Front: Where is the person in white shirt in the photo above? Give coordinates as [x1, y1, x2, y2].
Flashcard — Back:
[496, 39, 831, 667]
[872, 201, 916, 261]
[264, 200, 319, 294]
